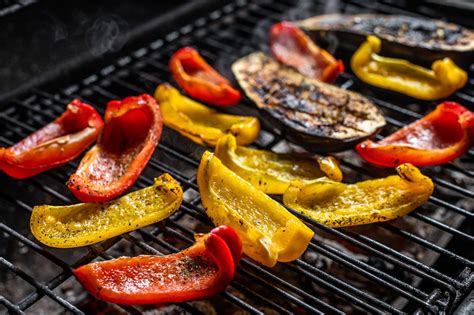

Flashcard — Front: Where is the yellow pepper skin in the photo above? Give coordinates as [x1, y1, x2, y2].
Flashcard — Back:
[30, 174, 183, 248]
[197, 151, 314, 267]
[283, 163, 433, 228]
[214, 134, 342, 194]
[154, 83, 260, 147]
[351, 36, 467, 100]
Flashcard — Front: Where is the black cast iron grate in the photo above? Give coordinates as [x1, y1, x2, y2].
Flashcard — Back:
[0, 0, 473, 314]
[0, 0, 38, 18]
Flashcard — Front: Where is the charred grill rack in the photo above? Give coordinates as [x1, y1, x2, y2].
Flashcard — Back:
[0, 0, 38, 18]
[0, 0, 473, 314]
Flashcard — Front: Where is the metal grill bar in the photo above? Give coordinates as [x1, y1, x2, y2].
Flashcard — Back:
[0, 257, 81, 313]
[0, 78, 468, 314]
[42, 81, 474, 256]
[0, 133, 296, 314]
[21, 15, 474, 248]
[1, 0, 473, 314]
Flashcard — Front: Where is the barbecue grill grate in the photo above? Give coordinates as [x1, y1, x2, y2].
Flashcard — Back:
[1, 0, 473, 314]
[0, 0, 38, 18]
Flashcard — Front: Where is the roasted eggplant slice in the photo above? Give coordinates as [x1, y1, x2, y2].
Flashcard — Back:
[231, 52, 386, 152]
[297, 14, 474, 67]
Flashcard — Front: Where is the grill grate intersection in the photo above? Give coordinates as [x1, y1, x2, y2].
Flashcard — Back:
[0, 0, 473, 314]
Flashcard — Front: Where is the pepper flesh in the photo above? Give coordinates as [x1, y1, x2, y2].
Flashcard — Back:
[154, 83, 260, 147]
[67, 94, 163, 202]
[214, 134, 342, 194]
[0, 100, 103, 179]
[74, 225, 241, 305]
[170, 47, 241, 106]
[356, 102, 474, 167]
[31, 173, 182, 248]
[197, 151, 314, 267]
[351, 36, 467, 100]
[270, 21, 344, 82]
[283, 163, 433, 228]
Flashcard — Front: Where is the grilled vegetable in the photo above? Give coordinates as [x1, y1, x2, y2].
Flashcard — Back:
[357, 102, 474, 167]
[297, 14, 474, 67]
[170, 47, 241, 106]
[232, 52, 385, 152]
[215, 134, 342, 194]
[31, 174, 182, 248]
[283, 163, 433, 228]
[270, 21, 344, 82]
[0, 100, 103, 179]
[351, 36, 467, 100]
[154, 83, 260, 147]
[67, 94, 162, 203]
[197, 151, 314, 267]
[74, 225, 241, 305]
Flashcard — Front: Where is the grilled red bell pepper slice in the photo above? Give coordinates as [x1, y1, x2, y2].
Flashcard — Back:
[74, 225, 242, 305]
[356, 102, 474, 167]
[67, 94, 162, 202]
[169, 47, 241, 106]
[270, 21, 344, 83]
[0, 100, 103, 179]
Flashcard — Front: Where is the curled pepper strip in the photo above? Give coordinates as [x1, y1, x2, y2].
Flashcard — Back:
[170, 47, 241, 106]
[74, 225, 241, 305]
[356, 102, 474, 167]
[31, 174, 182, 248]
[197, 151, 314, 267]
[215, 134, 342, 194]
[67, 94, 163, 202]
[154, 83, 260, 147]
[351, 36, 467, 100]
[0, 100, 103, 179]
[270, 21, 344, 82]
[283, 163, 433, 228]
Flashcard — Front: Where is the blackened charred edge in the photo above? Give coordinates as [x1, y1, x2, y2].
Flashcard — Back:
[232, 52, 385, 145]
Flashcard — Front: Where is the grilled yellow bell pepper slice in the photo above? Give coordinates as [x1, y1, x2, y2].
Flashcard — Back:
[283, 163, 433, 227]
[214, 134, 342, 194]
[197, 151, 314, 267]
[154, 83, 260, 146]
[351, 36, 467, 100]
[30, 173, 183, 248]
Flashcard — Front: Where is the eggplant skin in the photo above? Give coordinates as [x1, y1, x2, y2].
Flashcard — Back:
[297, 14, 474, 67]
[231, 52, 386, 152]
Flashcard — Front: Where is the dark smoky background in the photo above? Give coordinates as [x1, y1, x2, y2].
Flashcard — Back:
[0, 0, 225, 104]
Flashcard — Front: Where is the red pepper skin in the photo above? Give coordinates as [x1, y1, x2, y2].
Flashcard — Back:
[206, 224, 242, 266]
[0, 100, 103, 179]
[169, 47, 241, 107]
[67, 94, 162, 202]
[74, 225, 241, 305]
[270, 22, 344, 83]
[356, 102, 474, 167]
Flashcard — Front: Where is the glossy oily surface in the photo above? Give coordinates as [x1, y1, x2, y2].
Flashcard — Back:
[215, 134, 342, 194]
[31, 174, 183, 248]
[197, 151, 314, 267]
[351, 36, 467, 100]
[74, 226, 240, 305]
[67, 94, 163, 202]
[270, 22, 343, 82]
[170, 47, 241, 106]
[357, 102, 474, 167]
[154, 83, 260, 146]
[0, 99, 103, 178]
[283, 163, 433, 227]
